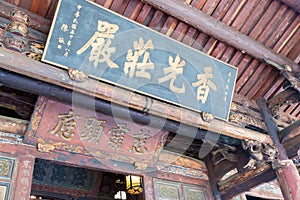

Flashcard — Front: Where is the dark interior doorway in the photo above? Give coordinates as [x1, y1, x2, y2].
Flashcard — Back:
[30, 158, 144, 200]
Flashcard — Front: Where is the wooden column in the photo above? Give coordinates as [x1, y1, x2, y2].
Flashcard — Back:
[257, 97, 300, 200]
[204, 156, 222, 200]
[143, 176, 155, 200]
[13, 154, 35, 200]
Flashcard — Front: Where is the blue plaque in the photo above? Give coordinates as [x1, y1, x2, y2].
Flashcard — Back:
[42, 0, 237, 120]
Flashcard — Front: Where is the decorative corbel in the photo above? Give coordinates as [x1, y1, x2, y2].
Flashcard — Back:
[201, 111, 214, 122]
[68, 68, 89, 82]
[242, 139, 277, 169]
[1, 10, 45, 60]
[264, 59, 300, 118]
[211, 143, 238, 165]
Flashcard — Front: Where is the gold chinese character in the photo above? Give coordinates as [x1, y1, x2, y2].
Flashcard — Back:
[77, 20, 119, 68]
[192, 67, 217, 104]
[57, 45, 62, 49]
[108, 124, 130, 150]
[71, 24, 77, 30]
[21, 186, 27, 194]
[158, 54, 186, 93]
[22, 169, 30, 177]
[61, 24, 68, 32]
[21, 177, 29, 186]
[58, 37, 65, 44]
[124, 37, 154, 79]
[81, 117, 106, 144]
[130, 129, 151, 154]
[67, 40, 72, 47]
[74, 11, 80, 18]
[77, 5, 82, 10]
[51, 110, 79, 140]
[70, 29, 75, 35]
[73, 18, 79, 24]
[23, 160, 31, 169]
[64, 49, 70, 57]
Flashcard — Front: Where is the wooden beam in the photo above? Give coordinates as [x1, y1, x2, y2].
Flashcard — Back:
[0, 48, 273, 144]
[219, 164, 276, 199]
[0, 115, 28, 135]
[141, 0, 300, 73]
[280, 119, 300, 143]
[204, 156, 223, 200]
[257, 97, 300, 200]
[283, 134, 300, 159]
[279, 0, 300, 13]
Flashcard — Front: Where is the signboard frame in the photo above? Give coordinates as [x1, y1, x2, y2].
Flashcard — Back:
[42, 0, 238, 120]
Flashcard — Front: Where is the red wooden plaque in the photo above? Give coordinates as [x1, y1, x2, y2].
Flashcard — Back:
[25, 97, 167, 170]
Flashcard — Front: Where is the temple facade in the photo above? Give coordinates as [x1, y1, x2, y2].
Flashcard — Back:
[0, 0, 299, 199]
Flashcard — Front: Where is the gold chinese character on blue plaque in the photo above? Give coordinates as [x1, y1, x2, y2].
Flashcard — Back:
[42, 0, 237, 120]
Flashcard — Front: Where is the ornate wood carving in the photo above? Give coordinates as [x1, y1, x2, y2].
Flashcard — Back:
[0, 9, 44, 60]
[25, 97, 168, 170]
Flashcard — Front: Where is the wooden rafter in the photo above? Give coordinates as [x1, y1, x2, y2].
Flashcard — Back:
[141, 0, 300, 72]
[279, 0, 300, 13]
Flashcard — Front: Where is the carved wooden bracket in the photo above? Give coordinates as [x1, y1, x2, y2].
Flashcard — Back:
[264, 59, 300, 118]
[68, 68, 89, 83]
[242, 140, 277, 170]
[0, 10, 44, 60]
[211, 144, 238, 165]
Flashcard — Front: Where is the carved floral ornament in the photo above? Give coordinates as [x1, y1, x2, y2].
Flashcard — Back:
[0, 10, 44, 60]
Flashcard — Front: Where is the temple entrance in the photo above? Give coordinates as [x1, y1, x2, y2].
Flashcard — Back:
[29, 159, 144, 200]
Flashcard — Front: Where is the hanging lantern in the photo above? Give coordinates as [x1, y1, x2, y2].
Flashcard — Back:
[126, 175, 143, 195]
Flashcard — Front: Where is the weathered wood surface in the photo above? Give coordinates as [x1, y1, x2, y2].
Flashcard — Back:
[26, 97, 167, 170]
[141, 0, 300, 73]
[204, 156, 223, 200]
[158, 150, 207, 171]
[0, 17, 47, 42]
[231, 93, 297, 130]
[0, 48, 273, 144]
[0, 0, 51, 33]
[13, 155, 35, 200]
[219, 163, 276, 199]
[283, 134, 300, 160]
[280, 0, 300, 13]
[280, 119, 300, 143]
[0, 115, 28, 135]
[258, 97, 300, 200]
[243, 180, 284, 200]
